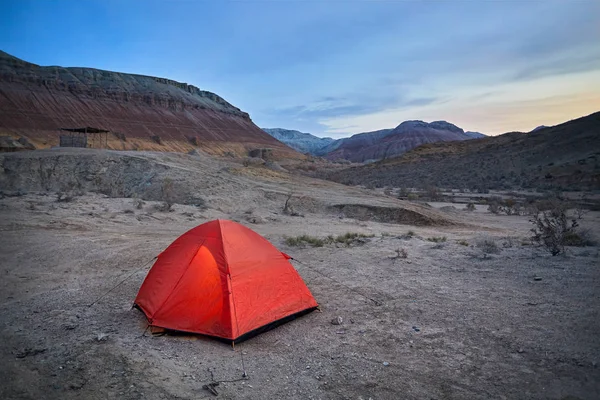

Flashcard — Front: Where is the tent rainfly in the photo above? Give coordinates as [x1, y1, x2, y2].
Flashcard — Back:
[134, 220, 318, 342]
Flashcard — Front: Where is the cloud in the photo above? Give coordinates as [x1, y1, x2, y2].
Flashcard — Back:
[271, 94, 440, 120]
[511, 49, 600, 82]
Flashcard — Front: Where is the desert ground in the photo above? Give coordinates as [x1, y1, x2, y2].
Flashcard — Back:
[1, 149, 599, 400]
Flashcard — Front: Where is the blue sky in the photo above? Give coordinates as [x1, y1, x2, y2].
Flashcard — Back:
[1, 0, 599, 137]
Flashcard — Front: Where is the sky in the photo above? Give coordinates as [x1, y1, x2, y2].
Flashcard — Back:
[1, 0, 599, 138]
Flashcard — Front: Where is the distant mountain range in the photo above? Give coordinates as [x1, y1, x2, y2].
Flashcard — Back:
[261, 128, 335, 154]
[321, 112, 600, 191]
[263, 121, 486, 162]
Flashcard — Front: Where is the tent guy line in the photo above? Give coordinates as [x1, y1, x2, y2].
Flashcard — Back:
[87, 256, 157, 308]
[290, 257, 383, 306]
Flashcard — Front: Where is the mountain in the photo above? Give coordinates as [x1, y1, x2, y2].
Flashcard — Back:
[321, 112, 600, 191]
[530, 125, 549, 133]
[324, 120, 482, 163]
[315, 128, 393, 157]
[0, 51, 298, 157]
[464, 131, 486, 139]
[262, 128, 335, 155]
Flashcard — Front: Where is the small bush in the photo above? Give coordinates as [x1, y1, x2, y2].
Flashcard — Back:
[133, 198, 145, 210]
[457, 239, 469, 246]
[501, 237, 515, 248]
[407, 193, 419, 201]
[56, 192, 75, 203]
[397, 187, 410, 199]
[397, 230, 417, 240]
[477, 239, 500, 258]
[391, 248, 408, 259]
[160, 178, 175, 211]
[488, 196, 502, 214]
[465, 202, 476, 212]
[153, 202, 173, 212]
[284, 235, 326, 247]
[427, 236, 447, 243]
[561, 229, 596, 247]
[530, 202, 586, 256]
[334, 232, 374, 245]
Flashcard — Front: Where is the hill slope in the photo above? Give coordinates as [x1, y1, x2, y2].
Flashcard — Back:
[322, 112, 600, 191]
[262, 128, 335, 154]
[0, 51, 298, 157]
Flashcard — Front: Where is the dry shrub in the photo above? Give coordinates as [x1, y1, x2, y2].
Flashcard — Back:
[391, 248, 408, 259]
[530, 201, 588, 256]
[284, 232, 374, 248]
[488, 197, 521, 215]
[476, 239, 500, 258]
[155, 177, 175, 212]
[285, 235, 325, 247]
[427, 236, 447, 243]
[397, 187, 410, 199]
[132, 198, 145, 209]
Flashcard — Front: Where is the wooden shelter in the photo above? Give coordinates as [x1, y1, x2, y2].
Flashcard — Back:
[59, 127, 109, 148]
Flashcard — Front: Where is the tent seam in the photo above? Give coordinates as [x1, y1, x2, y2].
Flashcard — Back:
[218, 219, 241, 340]
[151, 238, 206, 321]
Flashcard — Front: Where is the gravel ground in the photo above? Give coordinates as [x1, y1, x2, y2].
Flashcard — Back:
[1, 150, 599, 399]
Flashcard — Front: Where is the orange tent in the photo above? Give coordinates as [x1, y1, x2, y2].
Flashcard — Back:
[134, 220, 318, 342]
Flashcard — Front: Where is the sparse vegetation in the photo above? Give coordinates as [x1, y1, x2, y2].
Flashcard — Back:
[465, 202, 476, 211]
[399, 230, 416, 240]
[284, 232, 375, 247]
[334, 232, 375, 245]
[427, 236, 447, 243]
[284, 234, 326, 247]
[391, 248, 408, 259]
[457, 239, 469, 246]
[488, 196, 522, 215]
[476, 239, 500, 258]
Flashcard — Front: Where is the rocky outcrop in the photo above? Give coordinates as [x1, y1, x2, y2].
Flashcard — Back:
[0, 51, 298, 158]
